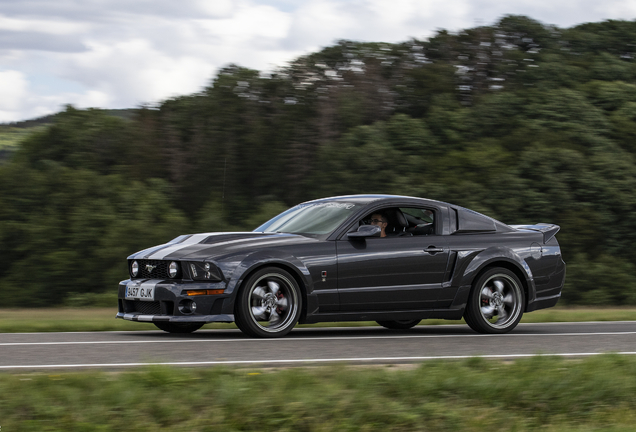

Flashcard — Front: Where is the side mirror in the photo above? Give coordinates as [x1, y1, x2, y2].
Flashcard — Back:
[347, 225, 381, 238]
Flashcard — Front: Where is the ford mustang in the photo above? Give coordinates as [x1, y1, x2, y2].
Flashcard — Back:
[117, 195, 565, 337]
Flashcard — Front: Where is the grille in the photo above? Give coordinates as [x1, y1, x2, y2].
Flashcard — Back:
[134, 260, 169, 279]
[133, 300, 161, 315]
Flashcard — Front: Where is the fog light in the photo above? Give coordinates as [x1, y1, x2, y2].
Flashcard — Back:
[131, 261, 139, 277]
[178, 299, 197, 314]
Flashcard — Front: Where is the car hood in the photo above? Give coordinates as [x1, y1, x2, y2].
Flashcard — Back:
[128, 232, 319, 261]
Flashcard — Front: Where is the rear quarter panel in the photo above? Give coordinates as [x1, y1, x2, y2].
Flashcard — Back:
[442, 230, 563, 310]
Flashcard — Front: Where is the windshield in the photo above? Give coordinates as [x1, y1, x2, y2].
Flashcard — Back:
[254, 202, 360, 235]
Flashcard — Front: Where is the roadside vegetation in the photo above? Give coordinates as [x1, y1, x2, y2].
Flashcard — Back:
[1, 307, 634, 333]
[2, 355, 636, 431]
[1, 16, 636, 308]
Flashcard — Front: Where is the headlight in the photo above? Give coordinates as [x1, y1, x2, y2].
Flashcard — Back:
[168, 261, 180, 278]
[188, 262, 222, 281]
[131, 261, 139, 277]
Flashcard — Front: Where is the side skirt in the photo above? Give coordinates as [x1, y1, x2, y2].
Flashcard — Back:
[299, 307, 465, 324]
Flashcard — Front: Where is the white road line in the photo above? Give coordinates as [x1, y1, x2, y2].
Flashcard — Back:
[2, 331, 636, 346]
[521, 321, 636, 324]
[2, 352, 636, 369]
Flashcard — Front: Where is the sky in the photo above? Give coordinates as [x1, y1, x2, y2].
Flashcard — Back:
[1, 0, 635, 123]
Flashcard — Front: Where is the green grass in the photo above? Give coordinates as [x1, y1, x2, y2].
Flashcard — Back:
[1, 306, 635, 333]
[2, 355, 636, 431]
[0, 125, 45, 149]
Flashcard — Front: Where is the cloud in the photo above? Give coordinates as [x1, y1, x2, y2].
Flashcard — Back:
[195, 3, 291, 46]
[281, 0, 474, 53]
[603, 0, 636, 18]
[0, 68, 112, 122]
[62, 38, 213, 107]
[0, 1, 299, 116]
[0, 70, 28, 114]
[0, 31, 87, 52]
[0, 14, 90, 34]
[1, 0, 636, 122]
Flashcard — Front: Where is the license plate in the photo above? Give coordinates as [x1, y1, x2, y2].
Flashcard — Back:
[125, 285, 155, 300]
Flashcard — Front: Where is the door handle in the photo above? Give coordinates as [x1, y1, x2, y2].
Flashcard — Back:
[425, 246, 444, 254]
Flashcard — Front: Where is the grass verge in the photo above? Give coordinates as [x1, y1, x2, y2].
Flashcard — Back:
[0, 307, 635, 333]
[2, 355, 636, 431]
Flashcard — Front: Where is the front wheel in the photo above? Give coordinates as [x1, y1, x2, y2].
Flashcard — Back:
[235, 267, 302, 338]
[376, 319, 421, 330]
[154, 322, 204, 333]
[464, 268, 524, 334]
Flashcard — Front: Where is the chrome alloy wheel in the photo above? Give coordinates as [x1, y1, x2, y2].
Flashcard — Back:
[478, 273, 523, 330]
[248, 273, 299, 333]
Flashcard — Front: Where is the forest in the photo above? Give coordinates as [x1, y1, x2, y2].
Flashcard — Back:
[1, 15, 636, 307]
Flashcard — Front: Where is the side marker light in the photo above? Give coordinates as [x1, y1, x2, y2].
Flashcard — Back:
[186, 289, 224, 296]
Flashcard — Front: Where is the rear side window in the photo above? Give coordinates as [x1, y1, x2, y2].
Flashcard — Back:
[400, 207, 435, 236]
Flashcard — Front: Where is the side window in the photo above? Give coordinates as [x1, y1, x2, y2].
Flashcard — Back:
[400, 207, 436, 236]
[354, 207, 436, 237]
[357, 208, 408, 237]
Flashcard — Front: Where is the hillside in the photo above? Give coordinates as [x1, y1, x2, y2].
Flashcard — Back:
[0, 109, 139, 163]
[1, 15, 636, 306]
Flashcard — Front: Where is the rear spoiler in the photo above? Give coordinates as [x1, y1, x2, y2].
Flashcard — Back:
[509, 224, 561, 243]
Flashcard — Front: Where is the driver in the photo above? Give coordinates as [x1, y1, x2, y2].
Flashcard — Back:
[368, 213, 388, 237]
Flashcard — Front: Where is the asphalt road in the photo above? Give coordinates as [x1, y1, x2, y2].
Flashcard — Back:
[2, 321, 636, 370]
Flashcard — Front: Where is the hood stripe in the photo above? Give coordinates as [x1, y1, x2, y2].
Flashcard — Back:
[144, 233, 253, 260]
[132, 234, 192, 259]
[137, 243, 181, 259]
[161, 234, 280, 259]
[146, 233, 214, 259]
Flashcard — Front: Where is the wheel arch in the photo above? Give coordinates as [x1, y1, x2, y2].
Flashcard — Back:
[453, 246, 537, 312]
[230, 261, 310, 322]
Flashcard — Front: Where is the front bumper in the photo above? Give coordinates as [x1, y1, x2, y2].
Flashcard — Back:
[117, 279, 235, 323]
[115, 312, 235, 323]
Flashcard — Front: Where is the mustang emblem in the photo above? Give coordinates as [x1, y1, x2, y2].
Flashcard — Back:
[145, 264, 156, 273]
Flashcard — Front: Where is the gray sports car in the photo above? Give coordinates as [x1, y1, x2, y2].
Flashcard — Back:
[117, 195, 566, 337]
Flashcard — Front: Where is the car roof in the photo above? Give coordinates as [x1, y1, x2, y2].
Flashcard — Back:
[302, 194, 448, 206]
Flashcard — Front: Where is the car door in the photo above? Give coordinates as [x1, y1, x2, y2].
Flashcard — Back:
[335, 208, 449, 311]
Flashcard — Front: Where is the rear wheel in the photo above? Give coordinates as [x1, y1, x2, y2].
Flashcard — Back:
[235, 267, 302, 338]
[154, 322, 204, 333]
[376, 319, 421, 330]
[464, 267, 524, 334]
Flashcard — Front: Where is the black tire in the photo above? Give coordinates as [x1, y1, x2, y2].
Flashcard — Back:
[235, 267, 302, 338]
[376, 319, 421, 330]
[154, 322, 205, 333]
[464, 267, 525, 334]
